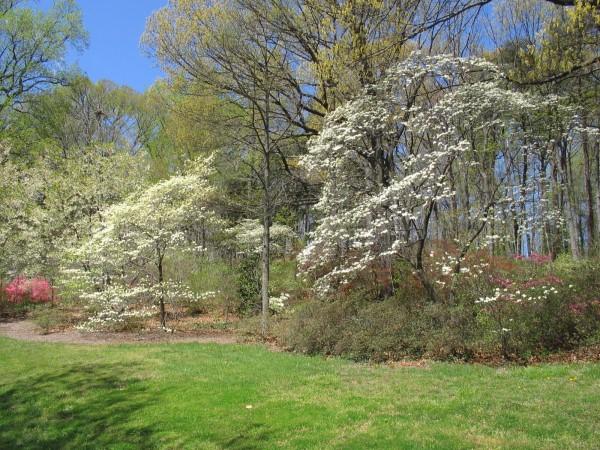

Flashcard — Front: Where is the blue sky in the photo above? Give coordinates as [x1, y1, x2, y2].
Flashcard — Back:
[39, 0, 167, 92]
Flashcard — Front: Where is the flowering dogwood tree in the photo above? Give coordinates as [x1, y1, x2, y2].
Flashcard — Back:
[74, 156, 223, 329]
[227, 219, 296, 257]
[0, 151, 50, 282]
[299, 52, 564, 299]
[0, 145, 144, 282]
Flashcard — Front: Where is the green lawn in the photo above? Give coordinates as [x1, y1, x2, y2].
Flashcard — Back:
[0, 337, 599, 449]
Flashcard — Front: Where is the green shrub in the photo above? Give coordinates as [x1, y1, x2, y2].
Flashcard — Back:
[237, 253, 261, 315]
[276, 296, 360, 356]
[421, 301, 481, 360]
[0, 299, 29, 319]
[270, 259, 302, 294]
[30, 304, 70, 334]
[278, 256, 600, 362]
[278, 295, 483, 361]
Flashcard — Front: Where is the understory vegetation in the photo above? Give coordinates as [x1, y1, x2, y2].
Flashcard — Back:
[2, 0, 600, 364]
[277, 256, 600, 362]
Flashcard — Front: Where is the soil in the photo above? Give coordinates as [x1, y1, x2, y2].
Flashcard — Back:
[0, 319, 238, 345]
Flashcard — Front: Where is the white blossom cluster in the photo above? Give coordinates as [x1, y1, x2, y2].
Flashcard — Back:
[75, 280, 218, 331]
[0, 146, 145, 279]
[227, 219, 296, 256]
[65, 155, 223, 329]
[76, 284, 157, 331]
[476, 284, 561, 305]
[430, 252, 489, 276]
[270, 292, 290, 312]
[298, 52, 563, 296]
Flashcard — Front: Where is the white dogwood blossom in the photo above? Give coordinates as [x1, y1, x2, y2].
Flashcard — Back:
[71, 155, 223, 329]
[269, 292, 290, 313]
[299, 52, 563, 296]
[0, 145, 144, 279]
[227, 219, 296, 256]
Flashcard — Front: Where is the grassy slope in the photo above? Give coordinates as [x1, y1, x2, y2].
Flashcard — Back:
[0, 338, 598, 449]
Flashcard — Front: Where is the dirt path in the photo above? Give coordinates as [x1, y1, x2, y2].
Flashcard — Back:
[0, 320, 238, 345]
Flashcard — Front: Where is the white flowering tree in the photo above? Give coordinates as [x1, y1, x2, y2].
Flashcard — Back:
[299, 52, 563, 300]
[74, 156, 223, 329]
[0, 145, 144, 281]
[0, 154, 34, 283]
[227, 219, 296, 257]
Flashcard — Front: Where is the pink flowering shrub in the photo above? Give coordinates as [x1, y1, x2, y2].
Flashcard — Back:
[29, 278, 54, 303]
[490, 276, 512, 289]
[514, 252, 552, 264]
[569, 302, 587, 316]
[420, 249, 600, 358]
[3, 276, 54, 304]
[5, 276, 28, 303]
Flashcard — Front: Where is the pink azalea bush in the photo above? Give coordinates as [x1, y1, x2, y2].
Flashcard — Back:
[5, 276, 28, 303]
[514, 252, 553, 264]
[29, 278, 54, 303]
[4, 276, 54, 304]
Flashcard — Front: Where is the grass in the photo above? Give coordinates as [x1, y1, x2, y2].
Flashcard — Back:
[0, 338, 599, 449]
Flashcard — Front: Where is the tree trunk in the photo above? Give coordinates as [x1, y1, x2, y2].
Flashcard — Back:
[260, 69, 271, 337]
[594, 140, 600, 243]
[519, 146, 529, 256]
[261, 195, 270, 336]
[416, 269, 438, 303]
[560, 142, 581, 259]
[582, 116, 595, 253]
[448, 165, 460, 241]
[415, 201, 438, 303]
[551, 159, 564, 256]
[539, 155, 549, 255]
[158, 253, 166, 328]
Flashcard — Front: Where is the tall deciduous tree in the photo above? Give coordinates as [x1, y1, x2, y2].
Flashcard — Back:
[0, 0, 86, 118]
[144, 0, 310, 333]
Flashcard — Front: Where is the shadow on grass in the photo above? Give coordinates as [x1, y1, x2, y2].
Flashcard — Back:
[0, 362, 158, 449]
[220, 422, 273, 450]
